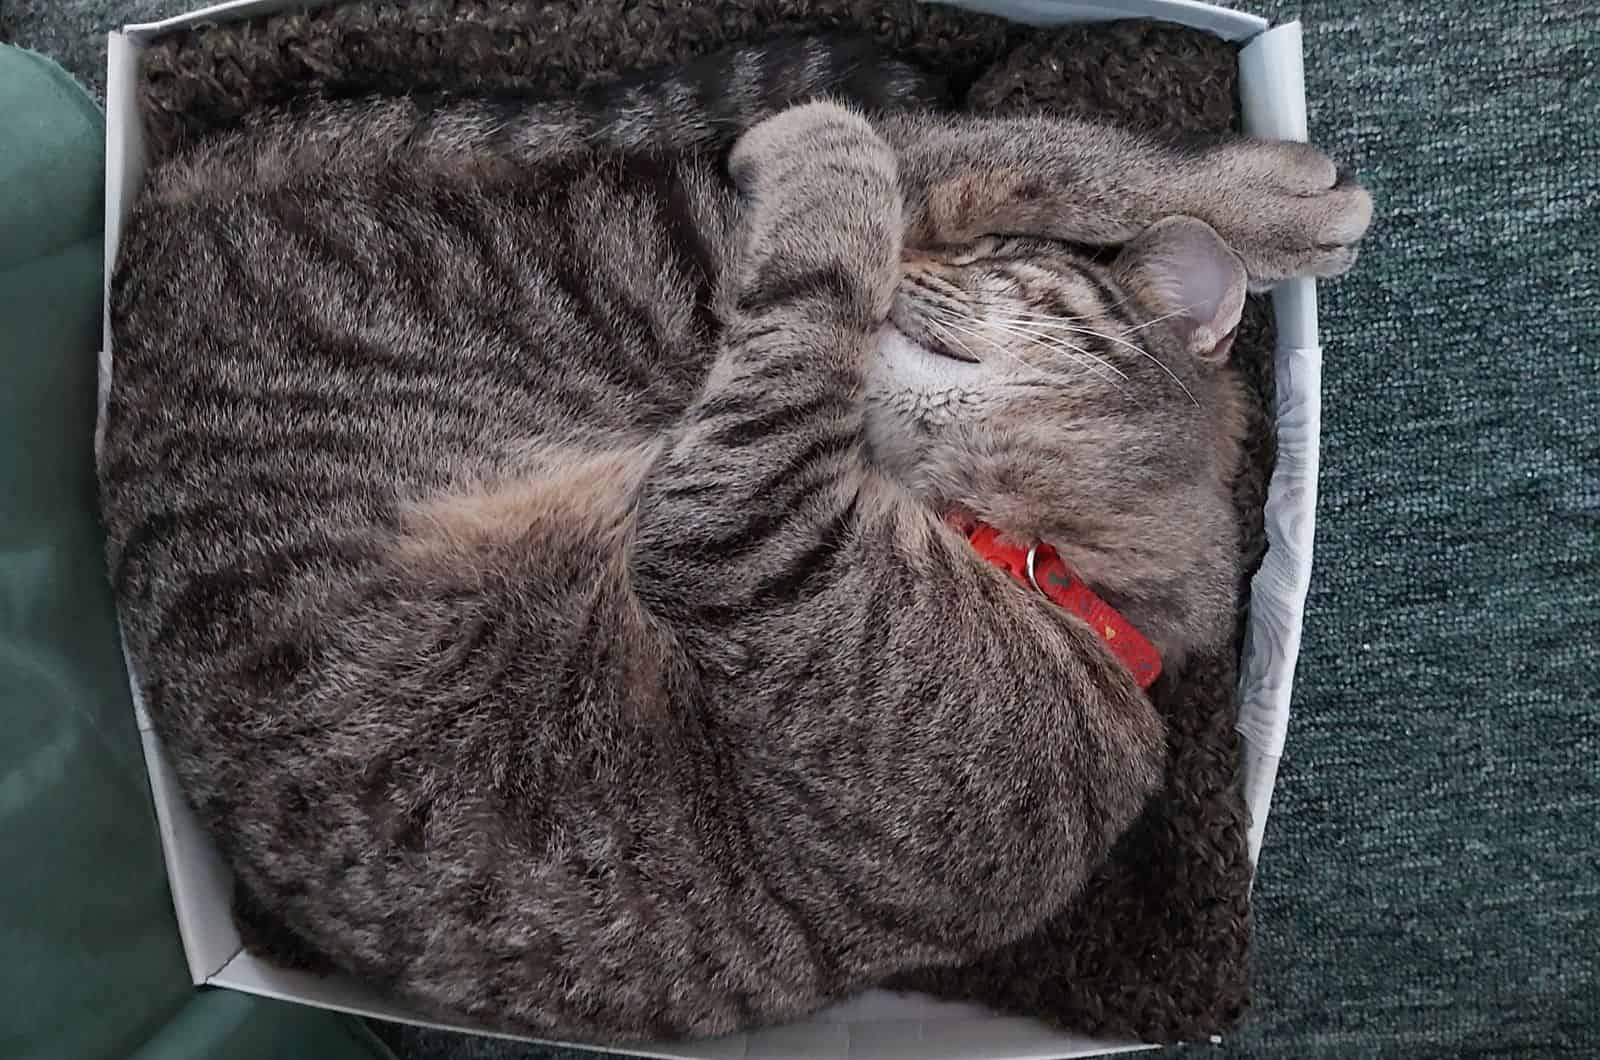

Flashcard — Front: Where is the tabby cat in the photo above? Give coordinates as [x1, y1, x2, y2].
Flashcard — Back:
[100, 36, 1370, 1041]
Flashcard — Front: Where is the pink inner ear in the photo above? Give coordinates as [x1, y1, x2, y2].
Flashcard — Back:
[1117, 217, 1248, 362]
[1204, 325, 1240, 363]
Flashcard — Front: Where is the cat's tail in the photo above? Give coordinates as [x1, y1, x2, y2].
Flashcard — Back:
[508, 32, 952, 155]
[144, 34, 948, 204]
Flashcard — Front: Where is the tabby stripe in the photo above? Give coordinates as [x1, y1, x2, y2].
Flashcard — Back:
[661, 493, 791, 563]
[661, 169, 722, 343]
[1075, 692, 1110, 851]
[736, 261, 867, 320]
[273, 191, 378, 287]
[705, 393, 846, 448]
[757, 359, 832, 389]
[693, 390, 764, 423]
[757, 431, 857, 493]
[725, 321, 786, 346]
[160, 424, 373, 465]
[673, 487, 855, 620]
[652, 479, 722, 501]
[1063, 258, 1140, 333]
[675, 52, 734, 122]
[852, 560, 899, 719]
[540, 250, 660, 397]
[652, 841, 757, 1032]
[427, 613, 501, 689]
[151, 537, 371, 652]
[424, 186, 541, 325]
[745, 493, 859, 606]
[367, 208, 465, 324]
[112, 389, 476, 483]
[666, 471, 840, 566]
[234, 636, 313, 697]
[808, 849, 958, 954]
[166, 374, 492, 431]
[553, 585, 607, 711]
[109, 214, 175, 317]
[110, 441, 389, 510]
[228, 473, 366, 509]
[587, 600, 621, 707]
[658, 430, 850, 513]
[283, 277, 551, 395]
[767, 764, 899, 872]
[923, 534, 965, 587]
[576, 221, 680, 382]
[771, 649, 821, 714]
[769, 37, 823, 94]
[111, 506, 220, 598]
[152, 562, 287, 654]
[699, 733, 834, 995]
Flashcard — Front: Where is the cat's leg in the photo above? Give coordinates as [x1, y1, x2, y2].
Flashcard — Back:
[631, 101, 1164, 987]
[875, 112, 1372, 285]
[635, 100, 902, 598]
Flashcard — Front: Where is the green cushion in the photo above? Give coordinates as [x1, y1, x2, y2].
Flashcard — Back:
[0, 44, 394, 1060]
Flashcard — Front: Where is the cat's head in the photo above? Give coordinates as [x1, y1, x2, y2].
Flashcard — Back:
[864, 216, 1252, 664]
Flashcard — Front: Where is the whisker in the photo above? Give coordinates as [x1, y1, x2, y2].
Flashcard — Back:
[991, 310, 1199, 407]
[924, 314, 1067, 386]
[920, 310, 1063, 380]
[1007, 303, 1191, 334]
[923, 318, 984, 364]
[928, 319, 1049, 381]
[1126, 307, 1193, 333]
[981, 317, 1132, 382]
[921, 307, 1137, 393]
[994, 330, 1134, 395]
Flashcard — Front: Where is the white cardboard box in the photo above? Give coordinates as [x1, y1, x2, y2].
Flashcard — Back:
[101, 2, 1324, 1057]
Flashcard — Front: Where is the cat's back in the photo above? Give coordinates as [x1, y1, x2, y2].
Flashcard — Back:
[101, 99, 737, 661]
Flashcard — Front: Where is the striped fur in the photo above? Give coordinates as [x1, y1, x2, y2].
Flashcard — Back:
[100, 36, 1369, 1042]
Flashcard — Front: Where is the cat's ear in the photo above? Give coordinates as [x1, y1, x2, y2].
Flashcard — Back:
[1113, 217, 1247, 364]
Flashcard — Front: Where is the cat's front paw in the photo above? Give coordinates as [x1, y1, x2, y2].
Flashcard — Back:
[729, 101, 893, 197]
[728, 102, 903, 317]
[1197, 139, 1373, 286]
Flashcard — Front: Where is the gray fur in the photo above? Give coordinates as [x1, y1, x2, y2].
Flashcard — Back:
[99, 37, 1369, 1042]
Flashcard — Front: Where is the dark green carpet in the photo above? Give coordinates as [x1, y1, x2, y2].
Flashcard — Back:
[5, 0, 1593, 1056]
[1230, 3, 1597, 1054]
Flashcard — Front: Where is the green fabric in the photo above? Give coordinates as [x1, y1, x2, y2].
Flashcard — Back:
[1227, 3, 1599, 1055]
[0, 41, 104, 270]
[0, 43, 394, 1060]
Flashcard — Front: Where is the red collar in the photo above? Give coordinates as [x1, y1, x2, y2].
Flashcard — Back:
[952, 518, 1162, 690]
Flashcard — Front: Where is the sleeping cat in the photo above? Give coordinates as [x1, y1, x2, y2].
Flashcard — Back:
[100, 35, 1370, 1041]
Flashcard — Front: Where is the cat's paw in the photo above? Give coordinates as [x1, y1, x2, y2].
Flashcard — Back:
[728, 102, 903, 315]
[729, 101, 896, 197]
[1197, 139, 1373, 286]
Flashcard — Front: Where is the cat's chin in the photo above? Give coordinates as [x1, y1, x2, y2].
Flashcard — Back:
[863, 325, 976, 489]
[866, 323, 983, 422]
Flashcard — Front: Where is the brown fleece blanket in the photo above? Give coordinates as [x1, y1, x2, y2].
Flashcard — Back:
[136, 2, 1269, 1044]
